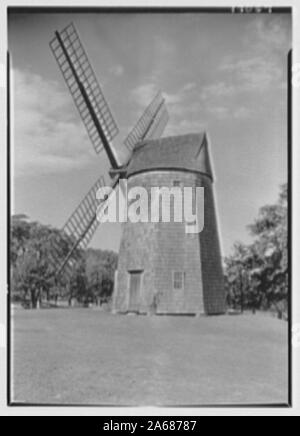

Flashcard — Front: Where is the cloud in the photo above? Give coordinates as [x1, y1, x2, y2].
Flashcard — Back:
[199, 81, 249, 120]
[132, 80, 197, 107]
[130, 81, 204, 138]
[131, 78, 250, 133]
[207, 106, 229, 119]
[131, 81, 200, 129]
[130, 16, 290, 131]
[245, 16, 291, 54]
[130, 83, 159, 108]
[201, 82, 235, 100]
[166, 118, 207, 137]
[220, 57, 283, 91]
[216, 16, 290, 94]
[131, 35, 178, 94]
[210, 105, 252, 120]
[182, 82, 196, 92]
[131, 77, 253, 127]
[233, 106, 252, 119]
[164, 91, 183, 106]
[150, 36, 177, 83]
[12, 69, 96, 176]
[109, 64, 124, 77]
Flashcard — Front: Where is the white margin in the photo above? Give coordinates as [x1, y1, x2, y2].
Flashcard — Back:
[1, 0, 299, 417]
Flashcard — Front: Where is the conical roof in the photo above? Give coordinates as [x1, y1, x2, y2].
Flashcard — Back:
[125, 133, 214, 180]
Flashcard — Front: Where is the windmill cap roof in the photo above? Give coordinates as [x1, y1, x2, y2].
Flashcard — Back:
[125, 132, 214, 179]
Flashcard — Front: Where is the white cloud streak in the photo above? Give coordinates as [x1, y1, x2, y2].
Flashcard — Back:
[12, 69, 96, 176]
[109, 64, 124, 77]
[219, 57, 283, 91]
[244, 15, 291, 54]
[127, 16, 290, 137]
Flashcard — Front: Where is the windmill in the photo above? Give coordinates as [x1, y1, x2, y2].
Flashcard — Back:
[48, 23, 169, 280]
[49, 22, 225, 315]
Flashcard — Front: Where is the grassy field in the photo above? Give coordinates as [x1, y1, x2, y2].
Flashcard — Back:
[11, 308, 288, 406]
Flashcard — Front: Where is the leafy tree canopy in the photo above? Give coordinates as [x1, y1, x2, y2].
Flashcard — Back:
[11, 215, 118, 308]
[224, 184, 288, 319]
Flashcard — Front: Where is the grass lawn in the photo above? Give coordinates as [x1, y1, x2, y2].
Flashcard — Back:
[11, 308, 288, 406]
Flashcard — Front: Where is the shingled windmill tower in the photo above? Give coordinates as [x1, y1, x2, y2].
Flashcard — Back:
[49, 23, 225, 315]
[114, 133, 225, 315]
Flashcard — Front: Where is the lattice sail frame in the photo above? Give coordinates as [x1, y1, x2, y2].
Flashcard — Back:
[49, 176, 113, 279]
[49, 23, 119, 155]
[123, 91, 169, 151]
[48, 23, 170, 278]
[49, 87, 169, 278]
[145, 104, 169, 140]
[63, 176, 106, 249]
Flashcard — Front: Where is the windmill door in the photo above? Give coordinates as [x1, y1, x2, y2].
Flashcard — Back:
[128, 271, 142, 312]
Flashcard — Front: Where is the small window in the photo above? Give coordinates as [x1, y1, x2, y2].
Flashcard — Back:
[173, 271, 185, 290]
[173, 180, 182, 187]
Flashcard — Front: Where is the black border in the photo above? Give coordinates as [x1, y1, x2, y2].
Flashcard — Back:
[7, 6, 293, 409]
[287, 49, 292, 408]
[7, 6, 292, 14]
[7, 50, 11, 407]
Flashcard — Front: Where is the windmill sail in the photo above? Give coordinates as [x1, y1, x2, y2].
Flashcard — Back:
[49, 23, 120, 168]
[48, 23, 170, 279]
[124, 91, 169, 151]
[145, 104, 169, 140]
[49, 176, 118, 279]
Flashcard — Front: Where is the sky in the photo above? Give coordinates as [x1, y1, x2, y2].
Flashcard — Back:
[8, 11, 291, 256]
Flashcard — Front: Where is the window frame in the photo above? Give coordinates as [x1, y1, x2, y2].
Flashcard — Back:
[173, 180, 183, 188]
[172, 271, 185, 291]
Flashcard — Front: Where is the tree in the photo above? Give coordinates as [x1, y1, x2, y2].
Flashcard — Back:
[11, 216, 83, 308]
[11, 215, 119, 309]
[85, 248, 118, 304]
[10, 215, 31, 266]
[248, 184, 288, 316]
[224, 184, 288, 319]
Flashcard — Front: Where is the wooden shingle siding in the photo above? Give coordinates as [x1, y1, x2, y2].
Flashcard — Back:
[113, 134, 225, 315]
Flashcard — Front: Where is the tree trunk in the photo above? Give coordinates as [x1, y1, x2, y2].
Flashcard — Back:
[30, 288, 38, 309]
